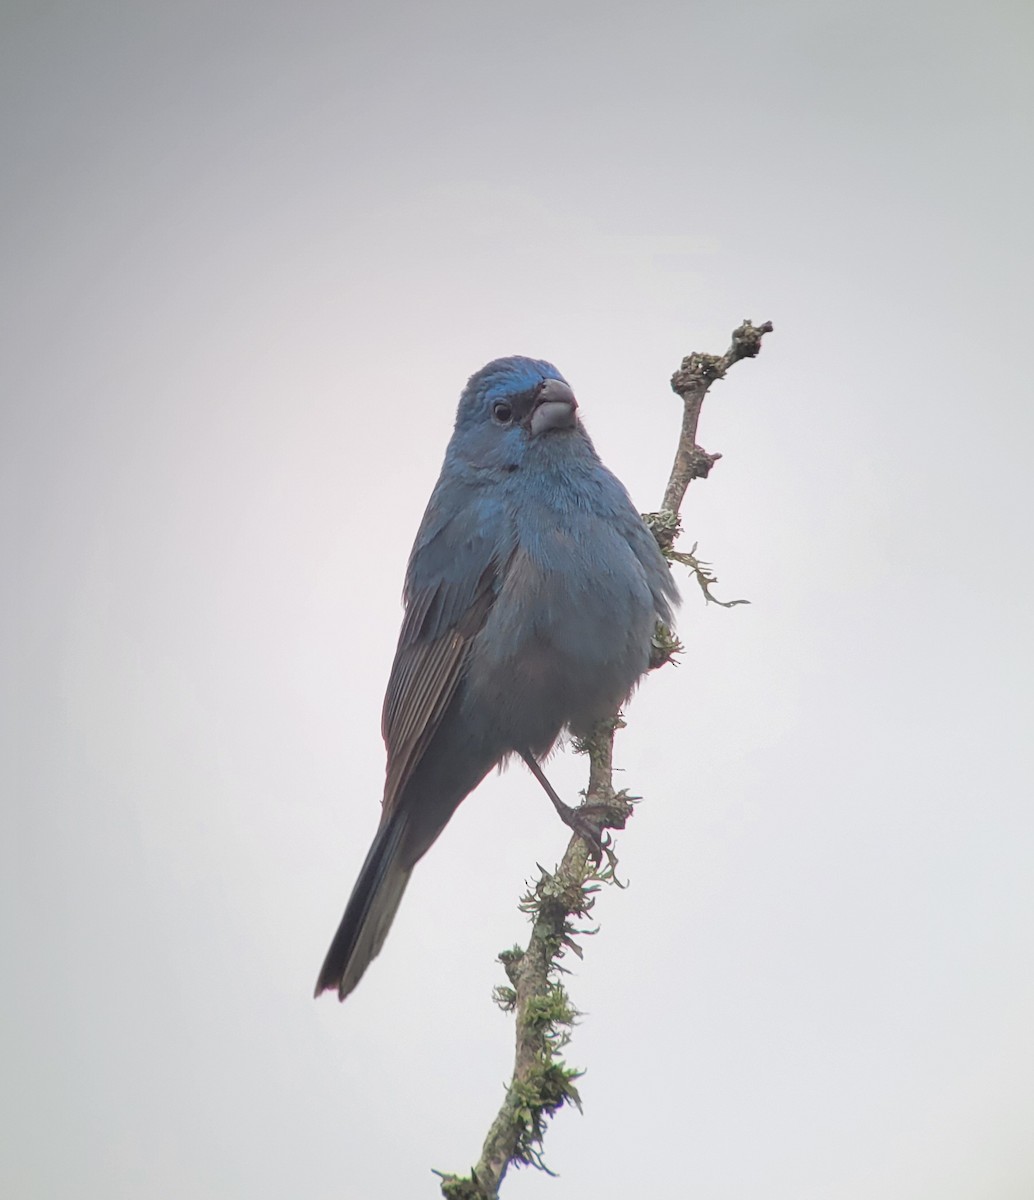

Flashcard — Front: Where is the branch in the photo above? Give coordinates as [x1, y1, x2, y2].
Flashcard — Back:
[437, 319, 773, 1199]
[659, 318, 774, 533]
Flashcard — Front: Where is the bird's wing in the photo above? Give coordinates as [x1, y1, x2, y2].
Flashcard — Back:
[379, 494, 509, 818]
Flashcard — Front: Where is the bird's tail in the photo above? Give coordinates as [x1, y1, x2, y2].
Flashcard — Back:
[314, 808, 413, 1001]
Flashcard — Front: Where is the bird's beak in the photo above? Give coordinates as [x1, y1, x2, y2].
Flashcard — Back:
[529, 379, 578, 436]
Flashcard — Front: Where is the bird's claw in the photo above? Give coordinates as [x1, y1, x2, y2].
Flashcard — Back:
[556, 802, 616, 867]
[519, 749, 623, 869]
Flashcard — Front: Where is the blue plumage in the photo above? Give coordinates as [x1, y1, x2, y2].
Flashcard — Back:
[315, 357, 679, 1000]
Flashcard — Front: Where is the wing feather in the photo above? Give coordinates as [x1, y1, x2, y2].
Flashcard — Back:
[380, 562, 499, 817]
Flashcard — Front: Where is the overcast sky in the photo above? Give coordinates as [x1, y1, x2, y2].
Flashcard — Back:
[3, 2, 1033, 1197]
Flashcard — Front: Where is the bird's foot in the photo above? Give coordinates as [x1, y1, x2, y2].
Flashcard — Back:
[553, 801, 615, 867]
[519, 749, 625, 867]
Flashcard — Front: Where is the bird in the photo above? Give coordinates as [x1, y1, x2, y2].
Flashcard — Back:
[315, 356, 679, 1000]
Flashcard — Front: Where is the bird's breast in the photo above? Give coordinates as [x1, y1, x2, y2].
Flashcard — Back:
[461, 526, 656, 751]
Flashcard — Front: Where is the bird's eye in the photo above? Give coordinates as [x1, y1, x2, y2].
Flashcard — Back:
[492, 402, 513, 424]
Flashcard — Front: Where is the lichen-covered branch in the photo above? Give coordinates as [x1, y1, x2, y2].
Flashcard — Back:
[437, 319, 772, 1199]
[436, 724, 629, 1200]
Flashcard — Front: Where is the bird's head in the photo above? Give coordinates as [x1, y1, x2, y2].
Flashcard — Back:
[449, 356, 585, 469]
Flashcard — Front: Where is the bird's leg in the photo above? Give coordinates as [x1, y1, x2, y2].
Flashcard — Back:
[519, 749, 607, 863]
[519, 750, 578, 822]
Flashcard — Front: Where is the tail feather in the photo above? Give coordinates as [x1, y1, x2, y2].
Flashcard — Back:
[314, 810, 413, 1001]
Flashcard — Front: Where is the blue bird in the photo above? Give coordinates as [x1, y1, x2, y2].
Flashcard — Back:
[315, 357, 679, 1000]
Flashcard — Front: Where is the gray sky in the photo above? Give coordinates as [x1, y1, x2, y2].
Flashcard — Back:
[3, 2, 1033, 1197]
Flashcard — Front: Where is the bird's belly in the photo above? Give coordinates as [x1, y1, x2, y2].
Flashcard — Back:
[462, 542, 654, 753]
